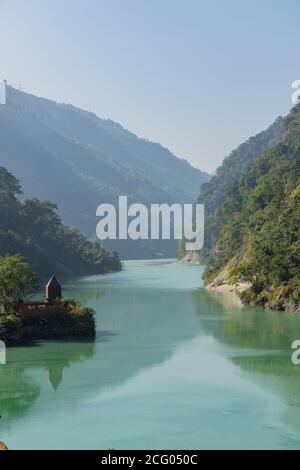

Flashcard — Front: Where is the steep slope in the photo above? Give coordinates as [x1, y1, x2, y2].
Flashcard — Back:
[205, 103, 300, 312]
[0, 85, 209, 258]
[7, 86, 208, 200]
[196, 117, 286, 260]
[0, 167, 121, 282]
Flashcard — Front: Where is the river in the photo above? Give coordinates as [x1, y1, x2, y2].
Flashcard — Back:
[1, 259, 300, 449]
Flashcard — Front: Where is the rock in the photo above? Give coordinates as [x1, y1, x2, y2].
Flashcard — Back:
[0, 442, 8, 450]
[206, 243, 250, 293]
[179, 251, 200, 265]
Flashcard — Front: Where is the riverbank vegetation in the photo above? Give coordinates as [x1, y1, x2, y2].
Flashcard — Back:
[199, 103, 300, 312]
[196, 117, 285, 262]
[0, 166, 121, 280]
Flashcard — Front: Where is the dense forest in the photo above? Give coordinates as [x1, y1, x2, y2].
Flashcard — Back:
[196, 116, 286, 260]
[0, 85, 209, 259]
[204, 103, 300, 312]
[0, 166, 121, 282]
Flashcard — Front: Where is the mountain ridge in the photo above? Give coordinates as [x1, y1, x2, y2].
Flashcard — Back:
[0, 85, 210, 258]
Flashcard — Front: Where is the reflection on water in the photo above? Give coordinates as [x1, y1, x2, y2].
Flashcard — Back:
[198, 290, 300, 423]
[1, 259, 300, 449]
[0, 340, 95, 420]
[0, 367, 40, 420]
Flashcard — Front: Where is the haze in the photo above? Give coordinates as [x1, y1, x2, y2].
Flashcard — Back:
[0, 0, 299, 172]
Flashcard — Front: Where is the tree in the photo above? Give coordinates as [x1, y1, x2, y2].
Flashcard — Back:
[0, 255, 38, 317]
[0, 165, 121, 280]
[0, 166, 22, 198]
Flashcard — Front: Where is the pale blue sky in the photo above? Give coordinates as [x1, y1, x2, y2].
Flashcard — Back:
[0, 0, 299, 172]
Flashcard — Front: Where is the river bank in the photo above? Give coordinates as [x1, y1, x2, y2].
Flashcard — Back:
[206, 276, 300, 313]
[179, 251, 200, 265]
[203, 243, 300, 313]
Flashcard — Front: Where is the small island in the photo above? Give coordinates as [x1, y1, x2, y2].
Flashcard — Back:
[0, 255, 95, 345]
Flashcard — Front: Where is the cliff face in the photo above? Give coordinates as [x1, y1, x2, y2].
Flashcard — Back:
[205, 244, 250, 296]
[179, 250, 200, 265]
[202, 103, 300, 313]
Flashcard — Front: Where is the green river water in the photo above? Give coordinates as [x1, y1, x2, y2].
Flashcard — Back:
[1, 259, 300, 449]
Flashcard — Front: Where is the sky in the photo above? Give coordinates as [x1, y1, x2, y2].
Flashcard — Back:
[0, 0, 299, 173]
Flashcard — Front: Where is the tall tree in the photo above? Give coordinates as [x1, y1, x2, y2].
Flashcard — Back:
[0, 255, 37, 317]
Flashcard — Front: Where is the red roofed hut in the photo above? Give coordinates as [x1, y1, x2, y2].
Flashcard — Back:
[19, 275, 62, 314]
[45, 275, 62, 302]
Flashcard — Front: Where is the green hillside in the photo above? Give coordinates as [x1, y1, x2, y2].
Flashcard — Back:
[197, 117, 286, 260]
[0, 166, 121, 282]
[204, 103, 300, 312]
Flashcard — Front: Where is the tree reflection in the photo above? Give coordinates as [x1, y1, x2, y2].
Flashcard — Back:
[193, 289, 300, 413]
[0, 339, 95, 424]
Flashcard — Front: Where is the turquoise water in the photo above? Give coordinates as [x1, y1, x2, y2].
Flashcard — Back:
[1, 259, 300, 449]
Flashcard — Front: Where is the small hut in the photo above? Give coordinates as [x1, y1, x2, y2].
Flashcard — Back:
[45, 275, 62, 302]
[19, 275, 62, 314]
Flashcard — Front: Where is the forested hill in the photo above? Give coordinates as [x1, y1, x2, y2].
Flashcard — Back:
[0, 166, 121, 281]
[0, 85, 209, 259]
[204, 103, 300, 312]
[197, 116, 286, 259]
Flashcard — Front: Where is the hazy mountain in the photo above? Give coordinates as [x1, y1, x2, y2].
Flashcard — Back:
[0, 85, 209, 258]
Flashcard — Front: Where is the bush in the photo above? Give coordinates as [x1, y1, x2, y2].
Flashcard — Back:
[0, 299, 96, 344]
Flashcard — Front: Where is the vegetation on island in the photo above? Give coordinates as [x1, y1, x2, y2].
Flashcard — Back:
[0, 165, 120, 344]
[203, 103, 300, 312]
[0, 255, 95, 344]
[0, 298, 95, 345]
